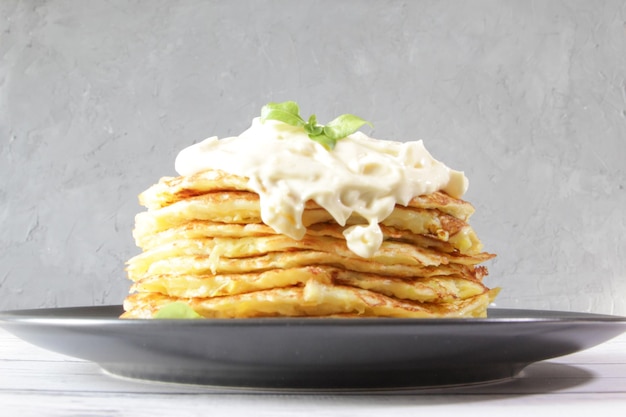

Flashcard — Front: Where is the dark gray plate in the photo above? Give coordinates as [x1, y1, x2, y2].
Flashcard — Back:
[1, 305, 625, 389]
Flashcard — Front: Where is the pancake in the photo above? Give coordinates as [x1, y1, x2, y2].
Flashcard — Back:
[139, 168, 476, 221]
[136, 220, 465, 254]
[131, 267, 488, 303]
[122, 279, 499, 319]
[127, 250, 481, 282]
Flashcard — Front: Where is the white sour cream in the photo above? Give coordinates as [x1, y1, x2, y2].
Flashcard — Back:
[175, 118, 468, 258]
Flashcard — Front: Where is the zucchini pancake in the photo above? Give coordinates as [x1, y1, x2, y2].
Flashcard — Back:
[122, 102, 497, 319]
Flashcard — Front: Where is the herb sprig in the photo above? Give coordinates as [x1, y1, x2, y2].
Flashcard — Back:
[260, 101, 372, 150]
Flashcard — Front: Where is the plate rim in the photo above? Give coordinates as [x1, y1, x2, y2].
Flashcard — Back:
[1, 305, 625, 327]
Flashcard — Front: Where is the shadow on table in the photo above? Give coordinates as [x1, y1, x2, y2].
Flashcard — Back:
[202, 362, 596, 407]
[146, 361, 594, 400]
[371, 361, 596, 398]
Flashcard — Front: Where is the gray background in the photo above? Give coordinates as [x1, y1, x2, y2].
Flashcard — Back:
[1, 0, 625, 315]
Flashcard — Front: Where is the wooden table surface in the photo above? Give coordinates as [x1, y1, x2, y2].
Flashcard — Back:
[1, 327, 625, 417]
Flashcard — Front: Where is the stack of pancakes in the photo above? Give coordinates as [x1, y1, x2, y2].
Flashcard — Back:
[122, 169, 497, 318]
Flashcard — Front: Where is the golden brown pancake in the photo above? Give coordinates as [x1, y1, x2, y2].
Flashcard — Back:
[139, 169, 476, 221]
[131, 267, 488, 303]
[122, 279, 499, 319]
[127, 250, 480, 282]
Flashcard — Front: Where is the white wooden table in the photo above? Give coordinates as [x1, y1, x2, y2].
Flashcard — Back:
[1, 327, 625, 417]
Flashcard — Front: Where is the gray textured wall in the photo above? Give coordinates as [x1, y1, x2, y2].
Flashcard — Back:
[1, 0, 625, 314]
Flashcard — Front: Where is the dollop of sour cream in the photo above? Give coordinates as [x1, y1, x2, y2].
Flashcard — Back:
[175, 118, 468, 258]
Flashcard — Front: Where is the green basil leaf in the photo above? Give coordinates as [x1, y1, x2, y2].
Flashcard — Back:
[153, 302, 203, 319]
[261, 108, 306, 127]
[263, 100, 300, 116]
[304, 114, 324, 136]
[323, 114, 373, 140]
[304, 124, 317, 135]
[261, 101, 306, 127]
[308, 125, 324, 136]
